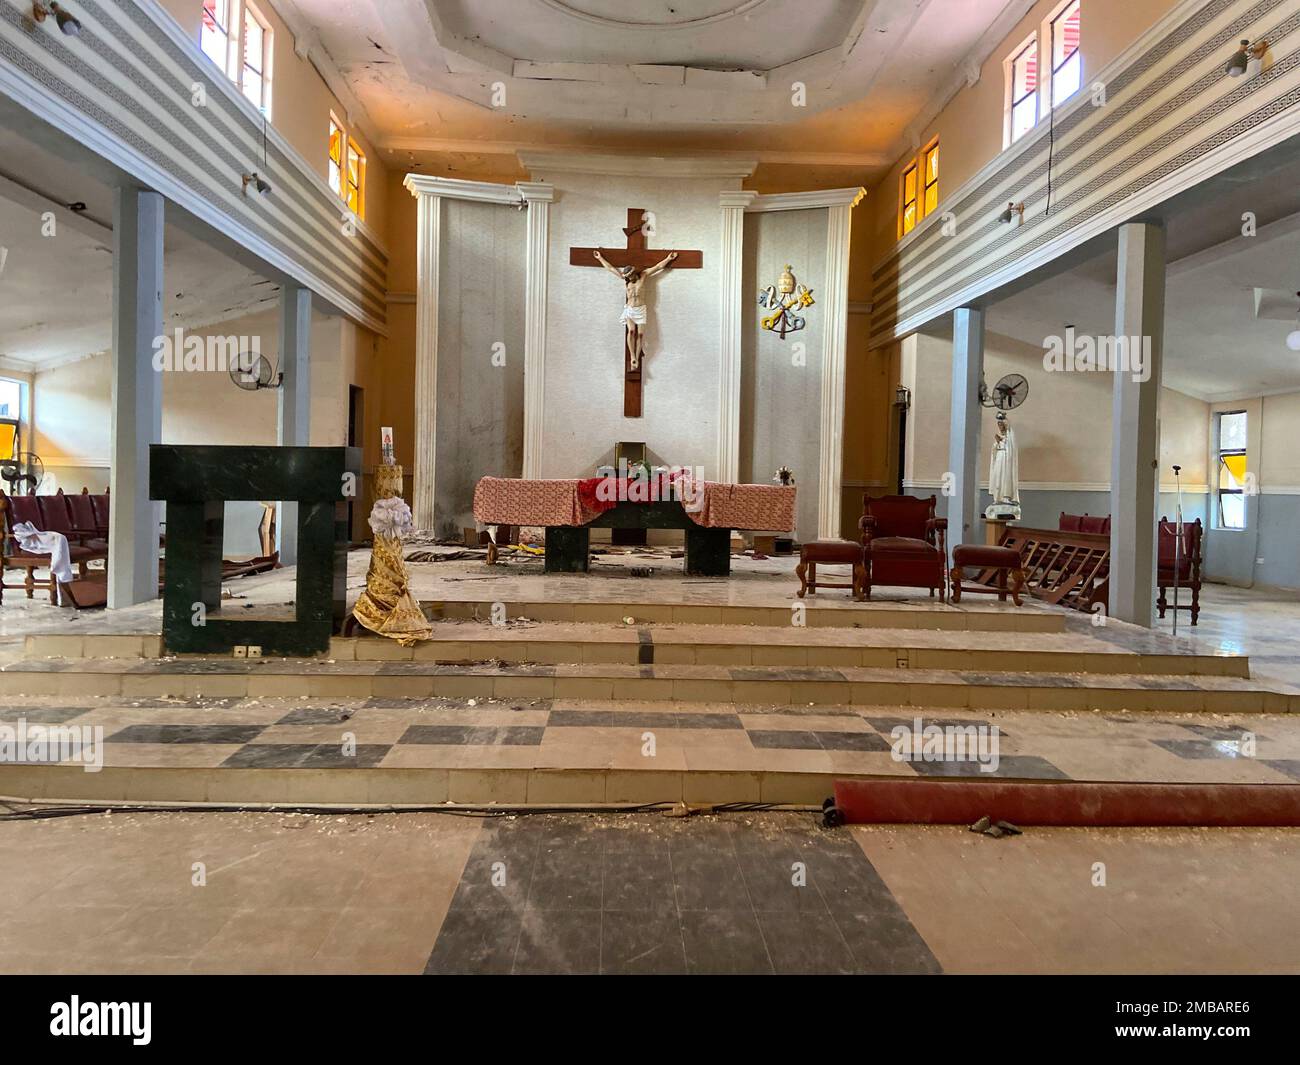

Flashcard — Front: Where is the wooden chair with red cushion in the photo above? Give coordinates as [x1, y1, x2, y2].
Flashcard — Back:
[1157, 516, 1202, 625]
[68, 490, 108, 551]
[859, 494, 948, 602]
[89, 490, 111, 539]
[37, 490, 108, 559]
[0, 491, 99, 603]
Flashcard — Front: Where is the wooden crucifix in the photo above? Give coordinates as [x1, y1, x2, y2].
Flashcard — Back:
[569, 208, 703, 417]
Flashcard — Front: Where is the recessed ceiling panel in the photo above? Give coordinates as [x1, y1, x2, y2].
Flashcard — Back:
[432, 0, 867, 69]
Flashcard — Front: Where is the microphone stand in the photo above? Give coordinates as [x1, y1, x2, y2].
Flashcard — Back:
[1172, 464, 1183, 637]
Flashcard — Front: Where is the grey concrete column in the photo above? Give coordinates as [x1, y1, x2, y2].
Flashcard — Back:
[277, 284, 312, 565]
[1109, 222, 1166, 627]
[947, 306, 984, 553]
[108, 188, 164, 608]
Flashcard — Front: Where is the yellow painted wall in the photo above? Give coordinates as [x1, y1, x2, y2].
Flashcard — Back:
[374, 169, 421, 475]
[868, 0, 1179, 267]
[1259, 391, 1300, 488]
[31, 307, 374, 485]
[156, 0, 388, 235]
[905, 329, 1210, 489]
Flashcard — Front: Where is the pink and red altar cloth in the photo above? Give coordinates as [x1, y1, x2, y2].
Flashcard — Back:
[473, 476, 796, 532]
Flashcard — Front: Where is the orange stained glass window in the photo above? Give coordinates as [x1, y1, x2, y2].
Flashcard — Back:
[328, 118, 344, 197]
[239, 2, 271, 115]
[1217, 410, 1248, 530]
[346, 138, 365, 218]
[923, 143, 939, 216]
[1051, 0, 1082, 105]
[901, 163, 918, 235]
[1219, 453, 1247, 488]
[1009, 37, 1039, 142]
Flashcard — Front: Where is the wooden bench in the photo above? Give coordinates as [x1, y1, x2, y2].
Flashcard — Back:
[0, 490, 105, 604]
[966, 526, 1110, 614]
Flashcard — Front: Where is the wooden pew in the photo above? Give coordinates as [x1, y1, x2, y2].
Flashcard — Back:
[970, 526, 1110, 614]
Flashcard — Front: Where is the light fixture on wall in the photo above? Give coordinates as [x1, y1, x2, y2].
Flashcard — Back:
[241, 117, 273, 198]
[1226, 38, 1268, 77]
[242, 172, 271, 196]
[33, 2, 82, 36]
[999, 201, 1026, 226]
[1286, 292, 1300, 352]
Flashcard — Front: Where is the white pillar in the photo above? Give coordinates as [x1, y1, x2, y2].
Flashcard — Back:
[276, 283, 312, 565]
[717, 190, 757, 483]
[518, 181, 553, 480]
[817, 201, 854, 539]
[108, 188, 163, 608]
[1109, 222, 1166, 627]
[947, 306, 984, 553]
[412, 191, 440, 530]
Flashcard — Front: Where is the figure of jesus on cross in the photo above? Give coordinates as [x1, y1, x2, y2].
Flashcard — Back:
[592, 248, 677, 373]
[570, 208, 703, 418]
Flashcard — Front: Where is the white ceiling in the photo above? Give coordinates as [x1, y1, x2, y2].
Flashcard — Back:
[0, 181, 275, 371]
[985, 147, 1300, 403]
[987, 218, 1300, 403]
[277, 0, 1032, 182]
[435, 0, 863, 69]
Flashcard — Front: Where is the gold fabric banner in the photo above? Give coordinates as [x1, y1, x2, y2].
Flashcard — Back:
[352, 465, 431, 645]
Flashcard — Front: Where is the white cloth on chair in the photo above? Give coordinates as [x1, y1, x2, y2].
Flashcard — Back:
[12, 521, 75, 594]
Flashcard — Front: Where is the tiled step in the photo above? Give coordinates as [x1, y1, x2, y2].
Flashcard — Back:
[23, 625, 1248, 679]
[429, 599, 1065, 632]
[0, 762, 827, 808]
[327, 629, 1247, 678]
[1, 657, 1292, 712]
[2, 695, 1296, 809]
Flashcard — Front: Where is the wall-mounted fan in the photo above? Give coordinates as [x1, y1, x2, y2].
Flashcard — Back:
[980, 373, 1029, 411]
[228, 350, 282, 392]
[0, 452, 45, 494]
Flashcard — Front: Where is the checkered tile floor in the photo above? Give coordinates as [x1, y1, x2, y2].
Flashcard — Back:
[2, 696, 1297, 783]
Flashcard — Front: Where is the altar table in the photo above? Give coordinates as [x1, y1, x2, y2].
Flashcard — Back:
[472, 476, 796, 576]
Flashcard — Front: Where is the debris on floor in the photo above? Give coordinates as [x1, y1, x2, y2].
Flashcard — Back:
[970, 815, 1024, 838]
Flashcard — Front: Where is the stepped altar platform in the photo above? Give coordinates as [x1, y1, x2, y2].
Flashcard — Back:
[1, 549, 1296, 812]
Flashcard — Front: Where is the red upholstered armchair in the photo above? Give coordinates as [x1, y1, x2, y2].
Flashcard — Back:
[859, 494, 948, 602]
[1157, 516, 1202, 625]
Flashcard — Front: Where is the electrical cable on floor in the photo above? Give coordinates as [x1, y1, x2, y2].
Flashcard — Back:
[0, 798, 795, 822]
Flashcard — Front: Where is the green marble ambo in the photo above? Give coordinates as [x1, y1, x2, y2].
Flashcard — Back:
[151, 445, 361, 656]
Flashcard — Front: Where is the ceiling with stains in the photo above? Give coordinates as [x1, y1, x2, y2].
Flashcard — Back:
[276, 0, 1033, 185]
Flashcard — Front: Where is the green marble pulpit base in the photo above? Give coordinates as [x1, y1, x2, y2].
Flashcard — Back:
[151, 445, 360, 656]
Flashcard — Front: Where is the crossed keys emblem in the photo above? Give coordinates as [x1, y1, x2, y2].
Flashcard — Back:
[758, 264, 815, 339]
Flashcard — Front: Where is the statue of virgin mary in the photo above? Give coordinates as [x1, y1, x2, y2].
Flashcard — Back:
[985, 412, 1022, 520]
